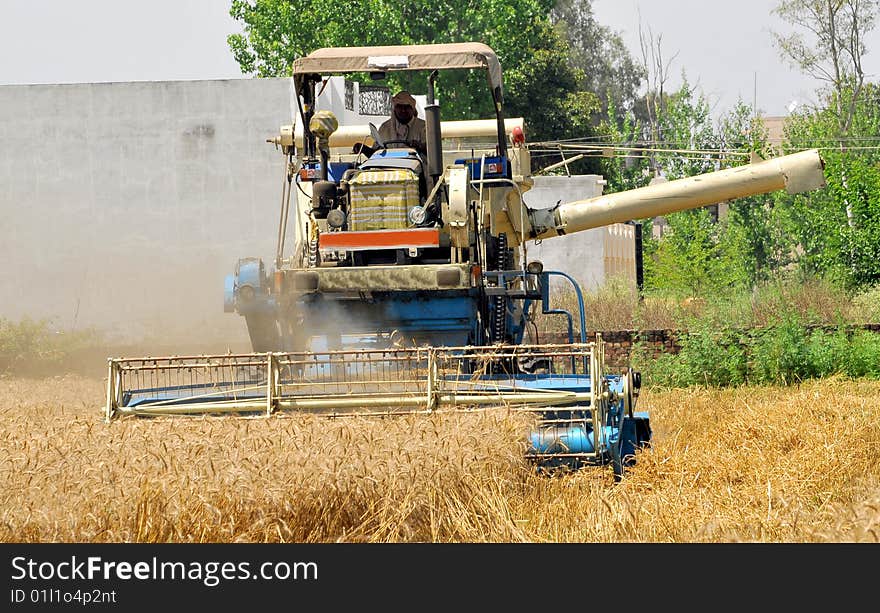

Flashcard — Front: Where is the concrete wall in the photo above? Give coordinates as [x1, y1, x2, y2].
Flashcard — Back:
[0, 78, 296, 349]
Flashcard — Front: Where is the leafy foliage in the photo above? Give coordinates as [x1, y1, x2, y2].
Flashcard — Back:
[0, 318, 103, 375]
[778, 83, 880, 287]
[549, 0, 645, 124]
[643, 324, 750, 388]
[602, 80, 783, 294]
[771, 0, 879, 135]
[648, 208, 740, 296]
[641, 316, 880, 389]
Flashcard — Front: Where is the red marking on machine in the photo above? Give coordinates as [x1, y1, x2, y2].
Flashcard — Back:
[318, 228, 441, 251]
[299, 167, 319, 181]
[511, 125, 525, 146]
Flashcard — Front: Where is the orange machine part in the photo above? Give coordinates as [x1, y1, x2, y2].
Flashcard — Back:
[318, 228, 441, 251]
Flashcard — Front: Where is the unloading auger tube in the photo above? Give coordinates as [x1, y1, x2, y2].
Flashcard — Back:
[525, 149, 826, 239]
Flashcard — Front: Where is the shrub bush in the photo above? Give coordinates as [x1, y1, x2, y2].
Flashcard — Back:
[636, 324, 748, 388]
[635, 313, 880, 389]
[750, 314, 815, 385]
[840, 330, 880, 379]
[0, 317, 103, 375]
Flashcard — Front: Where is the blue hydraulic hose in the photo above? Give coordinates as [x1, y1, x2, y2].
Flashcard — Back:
[545, 271, 587, 344]
[542, 306, 574, 344]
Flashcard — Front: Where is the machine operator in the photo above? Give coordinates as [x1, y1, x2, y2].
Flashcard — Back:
[354, 90, 427, 156]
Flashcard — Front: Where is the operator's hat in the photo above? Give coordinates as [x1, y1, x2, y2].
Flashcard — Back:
[392, 90, 417, 110]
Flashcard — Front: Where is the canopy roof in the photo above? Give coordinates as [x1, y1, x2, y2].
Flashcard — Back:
[292, 42, 503, 93]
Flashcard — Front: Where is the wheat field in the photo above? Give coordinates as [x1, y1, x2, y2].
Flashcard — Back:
[1, 374, 878, 542]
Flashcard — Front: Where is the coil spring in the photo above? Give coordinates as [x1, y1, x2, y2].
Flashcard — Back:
[308, 238, 320, 268]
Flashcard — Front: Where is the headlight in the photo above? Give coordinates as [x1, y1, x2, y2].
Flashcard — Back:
[327, 208, 346, 229]
[408, 206, 428, 226]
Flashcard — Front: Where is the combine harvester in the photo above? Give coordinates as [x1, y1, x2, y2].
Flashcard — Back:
[105, 43, 826, 479]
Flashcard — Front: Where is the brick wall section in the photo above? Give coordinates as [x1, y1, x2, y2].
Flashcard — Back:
[541, 329, 682, 368]
[542, 323, 880, 369]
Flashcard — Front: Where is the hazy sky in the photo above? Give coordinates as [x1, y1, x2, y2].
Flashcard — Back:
[1, 0, 878, 117]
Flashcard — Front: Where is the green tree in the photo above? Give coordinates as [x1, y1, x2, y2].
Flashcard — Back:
[647, 207, 753, 296]
[716, 103, 792, 286]
[770, 1, 880, 289]
[652, 76, 718, 179]
[596, 97, 651, 192]
[599, 76, 718, 195]
[227, 0, 595, 149]
[550, 0, 645, 125]
[228, 0, 394, 77]
[779, 82, 880, 287]
[502, 22, 601, 158]
[771, 0, 879, 136]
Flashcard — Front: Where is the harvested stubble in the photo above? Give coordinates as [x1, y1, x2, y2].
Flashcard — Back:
[1, 375, 878, 542]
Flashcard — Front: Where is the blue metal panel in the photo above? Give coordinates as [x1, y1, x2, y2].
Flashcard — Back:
[453, 155, 510, 179]
[371, 149, 417, 160]
[530, 423, 621, 455]
[621, 413, 652, 455]
[293, 292, 479, 347]
[328, 162, 354, 182]
[301, 161, 354, 183]
[380, 295, 474, 329]
[233, 259, 275, 317]
[236, 259, 263, 290]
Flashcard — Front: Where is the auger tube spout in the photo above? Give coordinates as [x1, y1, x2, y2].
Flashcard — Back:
[528, 149, 826, 239]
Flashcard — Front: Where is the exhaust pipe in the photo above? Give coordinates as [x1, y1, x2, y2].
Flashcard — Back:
[425, 70, 443, 182]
